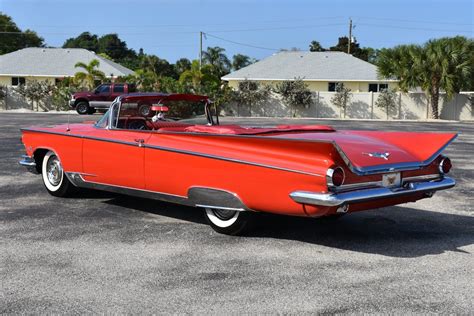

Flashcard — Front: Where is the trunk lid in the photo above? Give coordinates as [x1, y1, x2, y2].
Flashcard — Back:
[268, 130, 457, 175]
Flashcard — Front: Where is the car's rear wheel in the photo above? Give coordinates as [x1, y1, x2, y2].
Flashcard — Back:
[41, 151, 75, 197]
[76, 101, 90, 115]
[204, 208, 251, 235]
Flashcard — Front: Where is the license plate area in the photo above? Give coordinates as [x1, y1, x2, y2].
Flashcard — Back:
[382, 172, 401, 188]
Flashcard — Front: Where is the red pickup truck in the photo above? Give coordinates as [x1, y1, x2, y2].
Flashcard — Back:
[69, 83, 137, 114]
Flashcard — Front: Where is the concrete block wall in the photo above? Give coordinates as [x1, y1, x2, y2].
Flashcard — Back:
[223, 92, 473, 121]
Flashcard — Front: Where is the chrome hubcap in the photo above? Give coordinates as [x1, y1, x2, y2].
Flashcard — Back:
[46, 157, 62, 186]
[78, 104, 87, 113]
[212, 209, 237, 221]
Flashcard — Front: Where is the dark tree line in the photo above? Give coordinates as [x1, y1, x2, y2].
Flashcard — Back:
[309, 37, 378, 63]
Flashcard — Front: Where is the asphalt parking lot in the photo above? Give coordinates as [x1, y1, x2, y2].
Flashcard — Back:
[1, 113, 473, 313]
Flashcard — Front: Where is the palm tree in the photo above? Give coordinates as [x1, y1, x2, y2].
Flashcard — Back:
[202, 46, 231, 76]
[232, 54, 251, 71]
[179, 60, 213, 93]
[378, 37, 473, 119]
[74, 59, 106, 89]
[309, 40, 324, 52]
[420, 37, 473, 118]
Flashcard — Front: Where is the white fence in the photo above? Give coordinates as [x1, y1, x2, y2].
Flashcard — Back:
[223, 91, 473, 121]
[2, 88, 473, 120]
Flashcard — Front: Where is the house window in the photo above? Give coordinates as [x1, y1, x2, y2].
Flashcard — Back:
[328, 82, 343, 92]
[11, 77, 26, 86]
[113, 84, 125, 93]
[368, 84, 378, 92]
[369, 83, 389, 92]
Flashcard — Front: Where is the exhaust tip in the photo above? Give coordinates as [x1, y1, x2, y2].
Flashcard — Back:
[336, 204, 349, 214]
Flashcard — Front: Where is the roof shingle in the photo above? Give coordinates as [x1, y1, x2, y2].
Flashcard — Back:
[0, 47, 134, 77]
[222, 51, 390, 82]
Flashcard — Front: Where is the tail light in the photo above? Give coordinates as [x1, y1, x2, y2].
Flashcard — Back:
[327, 166, 345, 189]
[439, 156, 452, 174]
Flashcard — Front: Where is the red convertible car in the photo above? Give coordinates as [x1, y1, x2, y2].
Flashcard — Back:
[19, 93, 456, 235]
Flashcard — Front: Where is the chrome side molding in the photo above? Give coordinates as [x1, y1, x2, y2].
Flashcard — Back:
[65, 172, 250, 211]
[290, 177, 455, 207]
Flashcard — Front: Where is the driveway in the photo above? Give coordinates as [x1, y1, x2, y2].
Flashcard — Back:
[1, 113, 472, 313]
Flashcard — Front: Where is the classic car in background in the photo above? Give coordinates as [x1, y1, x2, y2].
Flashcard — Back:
[20, 93, 456, 235]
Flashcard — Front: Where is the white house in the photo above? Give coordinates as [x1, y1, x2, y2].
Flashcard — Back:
[0, 47, 134, 87]
[222, 51, 398, 92]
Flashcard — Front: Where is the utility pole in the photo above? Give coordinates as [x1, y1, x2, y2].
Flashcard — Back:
[199, 31, 203, 70]
[348, 18, 352, 54]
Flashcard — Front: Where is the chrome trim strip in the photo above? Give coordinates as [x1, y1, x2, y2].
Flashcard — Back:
[336, 180, 382, 191]
[65, 173, 251, 211]
[336, 174, 441, 192]
[290, 177, 455, 207]
[194, 204, 245, 212]
[402, 174, 441, 182]
[20, 128, 321, 177]
[66, 172, 193, 205]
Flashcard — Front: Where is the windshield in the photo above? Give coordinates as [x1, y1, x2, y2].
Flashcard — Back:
[94, 98, 217, 131]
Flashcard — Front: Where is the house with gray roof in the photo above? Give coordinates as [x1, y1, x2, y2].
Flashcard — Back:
[222, 51, 398, 92]
[0, 47, 134, 87]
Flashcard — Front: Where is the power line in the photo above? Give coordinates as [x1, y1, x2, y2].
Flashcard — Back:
[203, 23, 347, 33]
[0, 23, 348, 35]
[204, 33, 280, 51]
[0, 16, 347, 29]
[357, 23, 473, 34]
[353, 16, 474, 26]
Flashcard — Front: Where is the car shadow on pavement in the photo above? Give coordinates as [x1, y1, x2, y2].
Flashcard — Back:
[247, 207, 474, 258]
[104, 196, 207, 224]
[104, 196, 473, 258]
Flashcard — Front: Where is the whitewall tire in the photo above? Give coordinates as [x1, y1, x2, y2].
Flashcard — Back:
[204, 208, 252, 235]
[41, 151, 75, 197]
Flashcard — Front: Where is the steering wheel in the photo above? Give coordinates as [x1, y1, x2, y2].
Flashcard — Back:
[128, 120, 148, 130]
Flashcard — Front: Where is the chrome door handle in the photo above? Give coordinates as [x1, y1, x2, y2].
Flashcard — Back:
[135, 139, 145, 147]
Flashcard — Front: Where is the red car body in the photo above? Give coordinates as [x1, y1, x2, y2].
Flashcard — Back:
[20, 93, 456, 234]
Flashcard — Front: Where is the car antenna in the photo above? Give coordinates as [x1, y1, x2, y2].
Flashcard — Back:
[66, 112, 70, 132]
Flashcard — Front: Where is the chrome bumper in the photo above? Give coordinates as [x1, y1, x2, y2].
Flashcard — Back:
[290, 177, 455, 207]
[19, 154, 38, 174]
[69, 100, 75, 108]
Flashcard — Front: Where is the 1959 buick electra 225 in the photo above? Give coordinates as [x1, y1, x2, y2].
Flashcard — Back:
[19, 93, 456, 235]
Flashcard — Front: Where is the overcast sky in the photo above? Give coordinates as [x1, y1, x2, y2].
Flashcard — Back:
[2, 0, 473, 62]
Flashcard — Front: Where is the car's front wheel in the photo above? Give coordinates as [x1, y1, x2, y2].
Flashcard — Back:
[204, 208, 252, 235]
[76, 101, 90, 115]
[41, 151, 75, 197]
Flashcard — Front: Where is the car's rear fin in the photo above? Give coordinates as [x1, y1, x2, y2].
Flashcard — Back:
[331, 131, 457, 175]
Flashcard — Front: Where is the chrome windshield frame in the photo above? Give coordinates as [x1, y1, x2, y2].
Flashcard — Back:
[98, 95, 217, 130]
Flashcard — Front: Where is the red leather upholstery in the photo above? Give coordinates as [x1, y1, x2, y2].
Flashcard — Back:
[147, 121, 193, 130]
[181, 124, 335, 135]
